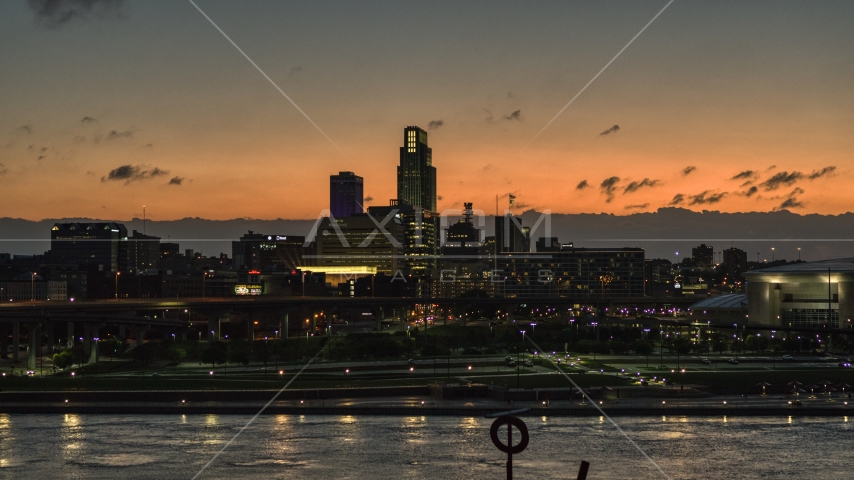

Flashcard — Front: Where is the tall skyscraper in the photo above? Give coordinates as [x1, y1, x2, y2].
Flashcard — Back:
[397, 126, 436, 211]
[50, 222, 128, 272]
[330, 171, 364, 218]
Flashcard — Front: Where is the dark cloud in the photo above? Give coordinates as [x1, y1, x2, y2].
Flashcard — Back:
[760, 171, 803, 191]
[766, 165, 777, 171]
[689, 191, 727, 205]
[731, 170, 757, 180]
[437, 195, 444, 201]
[107, 129, 133, 140]
[40, 147, 48, 153]
[28, 0, 125, 28]
[576, 180, 590, 190]
[168, 176, 184, 185]
[0, 163, 7, 175]
[624, 203, 649, 210]
[143, 143, 153, 148]
[808, 166, 836, 179]
[503, 110, 521, 121]
[507, 91, 514, 98]
[623, 178, 660, 194]
[668, 194, 685, 206]
[681, 166, 696, 176]
[364, 195, 374, 203]
[80, 116, 96, 123]
[776, 197, 804, 210]
[482, 164, 492, 172]
[100, 164, 170, 184]
[37, 155, 45, 161]
[289, 66, 302, 76]
[744, 186, 759, 197]
[427, 120, 444, 131]
[739, 180, 753, 188]
[18, 125, 33, 134]
[599, 176, 620, 203]
[599, 125, 619, 136]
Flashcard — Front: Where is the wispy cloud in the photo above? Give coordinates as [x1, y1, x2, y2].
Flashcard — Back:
[18, 125, 33, 134]
[600, 176, 620, 203]
[776, 197, 804, 210]
[744, 186, 759, 197]
[624, 203, 649, 210]
[576, 180, 590, 190]
[427, 120, 444, 131]
[289, 66, 302, 76]
[101, 164, 169, 184]
[364, 195, 374, 203]
[731, 170, 757, 181]
[623, 178, 660, 194]
[668, 193, 685, 206]
[28, 0, 125, 28]
[689, 191, 726, 205]
[808, 166, 836, 179]
[0, 163, 7, 175]
[760, 171, 803, 191]
[168, 176, 184, 185]
[107, 129, 133, 140]
[503, 110, 521, 122]
[599, 125, 620, 136]
[81, 116, 97, 123]
[681, 166, 696, 176]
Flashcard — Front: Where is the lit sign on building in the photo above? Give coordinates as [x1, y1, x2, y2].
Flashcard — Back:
[234, 284, 263, 296]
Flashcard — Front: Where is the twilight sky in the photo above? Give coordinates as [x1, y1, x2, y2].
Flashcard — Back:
[1, 0, 852, 221]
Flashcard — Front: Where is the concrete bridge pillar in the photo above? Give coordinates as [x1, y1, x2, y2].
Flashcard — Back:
[279, 312, 289, 340]
[12, 321, 20, 363]
[27, 323, 40, 371]
[247, 318, 255, 342]
[119, 324, 126, 340]
[67, 321, 74, 349]
[82, 325, 92, 357]
[135, 326, 145, 348]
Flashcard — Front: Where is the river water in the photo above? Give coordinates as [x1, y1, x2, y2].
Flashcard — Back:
[0, 414, 851, 479]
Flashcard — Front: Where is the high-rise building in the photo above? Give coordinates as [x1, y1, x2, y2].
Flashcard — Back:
[50, 223, 128, 272]
[330, 171, 364, 218]
[128, 230, 160, 272]
[397, 126, 436, 211]
[722, 247, 748, 278]
[495, 215, 529, 253]
[692, 244, 714, 268]
[314, 214, 404, 275]
[368, 201, 438, 275]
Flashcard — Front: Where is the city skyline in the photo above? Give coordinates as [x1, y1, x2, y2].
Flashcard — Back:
[2, 0, 853, 221]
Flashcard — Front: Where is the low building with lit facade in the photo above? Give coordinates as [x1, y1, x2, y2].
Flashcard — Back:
[744, 258, 854, 328]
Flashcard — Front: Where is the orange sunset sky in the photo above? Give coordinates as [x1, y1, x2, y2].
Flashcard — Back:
[1, 0, 852, 221]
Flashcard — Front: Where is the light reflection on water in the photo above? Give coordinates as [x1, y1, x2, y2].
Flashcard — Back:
[0, 415, 850, 479]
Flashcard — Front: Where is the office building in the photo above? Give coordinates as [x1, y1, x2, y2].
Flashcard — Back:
[397, 126, 436, 211]
[722, 247, 748, 278]
[232, 231, 310, 271]
[50, 222, 128, 272]
[330, 171, 364, 218]
[495, 214, 529, 253]
[314, 214, 404, 275]
[368, 201, 438, 275]
[128, 230, 160, 272]
[692, 244, 714, 268]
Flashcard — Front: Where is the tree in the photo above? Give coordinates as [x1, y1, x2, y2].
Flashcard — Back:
[201, 343, 227, 368]
[712, 335, 728, 355]
[165, 346, 187, 369]
[70, 346, 89, 367]
[631, 340, 654, 356]
[53, 351, 73, 370]
[133, 343, 158, 364]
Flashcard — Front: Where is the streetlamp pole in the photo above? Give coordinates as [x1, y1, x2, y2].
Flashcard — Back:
[518, 330, 526, 388]
[115, 272, 120, 300]
[31, 272, 35, 301]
